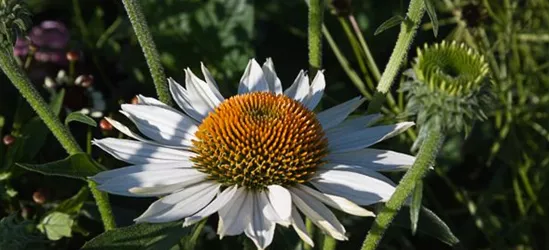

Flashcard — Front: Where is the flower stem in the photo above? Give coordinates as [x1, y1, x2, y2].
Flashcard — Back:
[361, 127, 444, 250]
[88, 180, 117, 230]
[0, 48, 116, 231]
[121, 0, 172, 105]
[366, 0, 425, 114]
[308, 0, 324, 77]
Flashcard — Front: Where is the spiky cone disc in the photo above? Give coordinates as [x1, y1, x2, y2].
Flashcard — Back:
[403, 41, 492, 148]
[0, 0, 31, 48]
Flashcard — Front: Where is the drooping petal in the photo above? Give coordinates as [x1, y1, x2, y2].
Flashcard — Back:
[135, 95, 174, 110]
[311, 169, 395, 205]
[318, 164, 397, 185]
[245, 192, 276, 250]
[184, 185, 239, 227]
[135, 181, 220, 223]
[290, 188, 347, 240]
[261, 58, 283, 94]
[324, 114, 382, 141]
[91, 162, 194, 183]
[218, 188, 252, 237]
[200, 62, 224, 101]
[96, 168, 206, 197]
[290, 206, 314, 247]
[267, 185, 292, 226]
[316, 97, 365, 130]
[328, 122, 415, 153]
[296, 184, 374, 217]
[120, 104, 198, 147]
[92, 138, 195, 164]
[284, 70, 310, 103]
[238, 59, 269, 94]
[326, 149, 415, 172]
[304, 70, 325, 110]
[168, 78, 211, 122]
[185, 68, 223, 108]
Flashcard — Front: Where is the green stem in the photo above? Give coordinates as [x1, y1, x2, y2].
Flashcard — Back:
[337, 16, 370, 87]
[348, 14, 381, 81]
[304, 219, 315, 250]
[89, 180, 117, 230]
[308, 0, 324, 77]
[366, 0, 425, 114]
[122, 0, 172, 105]
[0, 48, 116, 231]
[361, 127, 445, 250]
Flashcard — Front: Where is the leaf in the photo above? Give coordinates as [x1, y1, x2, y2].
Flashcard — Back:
[50, 89, 65, 116]
[54, 187, 89, 215]
[374, 15, 404, 36]
[393, 206, 460, 246]
[81, 221, 193, 250]
[17, 153, 104, 180]
[410, 181, 423, 235]
[65, 112, 97, 127]
[37, 212, 74, 241]
[424, 0, 438, 37]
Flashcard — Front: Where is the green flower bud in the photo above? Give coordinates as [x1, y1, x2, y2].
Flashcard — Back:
[0, 0, 31, 48]
[402, 41, 492, 149]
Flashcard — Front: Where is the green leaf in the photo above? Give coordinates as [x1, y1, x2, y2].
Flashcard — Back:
[37, 212, 74, 241]
[410, 181, 423, 235]
[17, 153, 104, 180]
[374, 15, 404, 35]
[394, 206, 460, 246]
[81, 221, 193, 250]
[50, 89, 65, 116]
[65, 112, 97, 127]
[54, 187, 89, 215]
[424, 0, 438, 37]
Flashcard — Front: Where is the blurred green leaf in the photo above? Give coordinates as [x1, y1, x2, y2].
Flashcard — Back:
[410, 181, 423, 235]
[423, 0, 438, 37]
[65, 112, 97, 127]
[17, 153, 103, 180]
[374, 15, 404, 36]
[54, 187, 89, 215]
[394, 206, 459, 246]
[37, 212, 74, 241]
[81, 221, 192, 250]
[50, 89, 65, 116]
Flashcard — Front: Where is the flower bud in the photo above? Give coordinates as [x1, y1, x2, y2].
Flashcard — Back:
[3, 134, 15, 146]
[66, 51, 80, 62]
[99, 118, 113, 131]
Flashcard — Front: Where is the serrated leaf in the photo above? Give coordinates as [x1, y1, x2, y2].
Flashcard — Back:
[37, 212, 74, 241]
[55, 187, 89, 215]
[374, 15, 404, 36]
[410, 181, 423, 235]
[65, 112, 97, 127]
[81, 221, 192, 250]
[17, 153, 104, 180]
[394, 206, 460, 246]
[424, 0, 438, 37]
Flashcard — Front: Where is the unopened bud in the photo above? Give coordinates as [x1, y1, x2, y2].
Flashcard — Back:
[130, 96, 139, 104]
[32, 188, 49, 204]
[99, 118, 113, 131]
[2, 134, 15, 145]
[66, 51, 79, 62]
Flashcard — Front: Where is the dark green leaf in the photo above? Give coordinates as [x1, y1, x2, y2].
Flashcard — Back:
[374, 15, 404, 36]
[65, 112, 97, 127]
[410, 181, 423, 235]
[81, 221, 192, 250]
[37, 212, 74, 241]
[424, 0, 438, 37]
[17, 153, 103, 180]
[54, 187, 89, 215]
[394, 206, 460, 246]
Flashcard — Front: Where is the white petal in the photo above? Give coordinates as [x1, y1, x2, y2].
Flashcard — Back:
[168, 78, 210, 121]
[324, 114, 382, 141]
[311, 169, 395, 205]
[200, 62, 224, 101]
[326, 149, 415, 172]
[184, 185, 238, 227]
[245, 192, 276, 250]
[304, 70, 325, 110]
[261, 58, 282, 94]
[316, 97, 365, 130]
[136, 95, 173, 110]
[267, 185, 292, 226]
[290, 188, 347, 240]
[328, 122, 415, 153]
[296, 184, 374, 217]
[238, 59, 269, 94]
[284, 70, 310, 103]
[121, 104, 198, 147]
[318, 164, 397, 185]
[91, 162, 194, 183]
[96, 168, 206, 197]
[185, 68, 222, 108]
[93, 138, 195, 164]
[290, 206, 314, 247]
[135, 182, 220, 223]
[218, 188, 252, 237]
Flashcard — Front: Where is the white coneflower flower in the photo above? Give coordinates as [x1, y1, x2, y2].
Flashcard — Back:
[91, 58, 415, 249]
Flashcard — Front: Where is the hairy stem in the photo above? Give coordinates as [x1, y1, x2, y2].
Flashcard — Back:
[122, 0, 172, 105]
[308, 0, 324, 77]
[361, 128, 444, 250]
[366, 0, 425, 114]
[89, 181, 117, 230]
